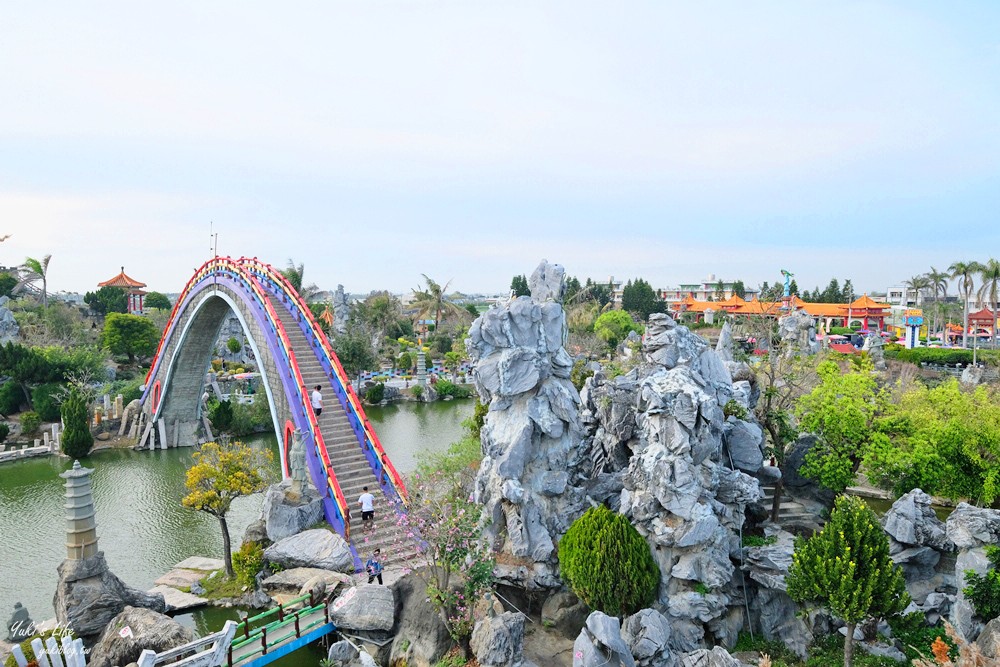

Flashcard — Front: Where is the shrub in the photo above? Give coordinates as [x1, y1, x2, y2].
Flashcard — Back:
[0, 380, 25, 415]
[31, 383, 63, 422]
[0, 423, 8, 443]
[232, 542, 264, 588]
[365, 382, 385, 404]
[20, 411, 41, 435]
[434, 380, 470, 399]
[558, 505, 659, 617]
[211, 359, 223, 372]
[3, 629, 75, 667]
[411, 385, 424, 399]
[963, 545, 1000, 621]
[723, 399, 747, 420]
[888, 611, 955, 662]
[462, 398, 488, 439]
[571, 358, 595, 391]
[226, 337, 242, 355]
[208, 398, 233, 432]
[60, 388, 93, 459]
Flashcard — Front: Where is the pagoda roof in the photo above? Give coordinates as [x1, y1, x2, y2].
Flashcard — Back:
[969, 307, 997, 323]
[717, 294, 746, 307]
[98, 267, 147, 289]
[848, 294, 889, 310]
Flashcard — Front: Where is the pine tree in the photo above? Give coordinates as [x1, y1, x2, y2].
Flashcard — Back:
[558, 505, 659, 617]
[60, 387, 93, 459]
[786, 495, 910, 667]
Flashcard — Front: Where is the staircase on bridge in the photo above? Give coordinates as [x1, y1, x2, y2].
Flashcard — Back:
[269, 303, 420, 569]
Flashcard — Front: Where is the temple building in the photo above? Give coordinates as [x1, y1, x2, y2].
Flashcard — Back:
[671, 293, 891, 331]
[98, 267, 147, 315]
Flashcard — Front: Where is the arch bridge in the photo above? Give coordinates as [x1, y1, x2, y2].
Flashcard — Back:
[139, 257, 408, 565]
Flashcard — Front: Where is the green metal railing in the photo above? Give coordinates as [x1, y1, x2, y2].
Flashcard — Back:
[227, 592, 331, 667]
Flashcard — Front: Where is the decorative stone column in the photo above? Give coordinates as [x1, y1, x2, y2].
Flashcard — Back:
[60, 461, 99, 560]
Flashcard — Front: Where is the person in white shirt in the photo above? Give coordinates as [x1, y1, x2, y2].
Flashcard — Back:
[358, 486, 375, 532]
[311, 385, 323, 417]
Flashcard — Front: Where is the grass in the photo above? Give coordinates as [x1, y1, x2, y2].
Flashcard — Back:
[734, 632, 914, 667]
[742, 534, 779, 547]
[199, 569, 246, 600]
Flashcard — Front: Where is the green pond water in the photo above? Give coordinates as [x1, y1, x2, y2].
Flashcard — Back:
[0, 398, 473, 655]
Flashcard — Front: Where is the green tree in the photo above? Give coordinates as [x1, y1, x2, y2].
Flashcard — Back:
[593, 310, 642, 352]
[101, 313, 160, 364]
[787, 495, 909, 667]
[410, 275, 466, 330]
[0, 342, 54, 407]
[978, 258, 1000, 349]
[463, 303, 479, 318]
[0, 272, 16, 299]
[84, 286, 128, 315]
[15, 256, 51, 307]
[60, 387, 93, 459]
[332, 330, 377, 379]
[583, 278, 612, 308]
[731, 280, 747, 299]
[281, 259, 321, 303]
[564, 276, 583, 302]
[510, 274, 530, 297]
[905, 274, 930, 308]
[558, 505, 659, 617]
[144, 291, 172, 310]
[226, 337, 242, 356]
[621, 279, 665, 321]
[950, 260, 983, 349]
[397, 351, 413, 372]
[795, 359, 885, 493]
[788, 279, 799, 297]
[182, 441, 273, 578]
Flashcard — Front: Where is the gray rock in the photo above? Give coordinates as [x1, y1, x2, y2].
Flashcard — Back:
[242, 519, 268, 544]
[326, 640, 378, 667]
[0, 304, 19, 345]
[882, 489, 951, 550]
[330, 585, 394, 632]
[541, 590, 589, 640]
[621, 609, 674, 665]
[53, 553, 167, 640]
[858, 641, 907, 663]
[88, 606, 194, 667]
[261, 480, 325, 542]
[261, 567, 352, 595]
[946, 502, 1000, 550]
[951, 546, 991, 641]
[678, 647, 744, 667]
[529, 260, 565, 302]
[781, 435, 836, 507]
[263, 529, 355, 573]
[471, 612, 525, 667]
[573, 612, 636, 667]
[722, 418, 763, 474]
[976, 616, 1000, 659]
[389, 572, 452, 667]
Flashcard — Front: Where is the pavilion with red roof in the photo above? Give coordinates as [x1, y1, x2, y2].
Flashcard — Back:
[968, 307, 997, 336]
[98, 267, 147, 315]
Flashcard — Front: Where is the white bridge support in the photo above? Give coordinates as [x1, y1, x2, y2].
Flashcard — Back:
[137, 621, 238, 667]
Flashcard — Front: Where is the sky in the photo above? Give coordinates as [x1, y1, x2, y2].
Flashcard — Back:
[2, 1, 999, 298]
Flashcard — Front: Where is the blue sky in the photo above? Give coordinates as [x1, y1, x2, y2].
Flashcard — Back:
[2, 2, 998, 297]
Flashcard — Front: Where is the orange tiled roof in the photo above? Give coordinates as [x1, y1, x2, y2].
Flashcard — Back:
[98, 267, 146, 289]
[848, 294, 890, 310]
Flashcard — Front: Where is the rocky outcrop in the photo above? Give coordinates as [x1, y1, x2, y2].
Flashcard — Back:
[261, 480, 325, 542]
[53, 553, 166, 641]
[261, 567, 352, 596]
[882, 489, 955, 620]
[388, 572, 452, 667]
[330, 585, 394, 632]
[541, 591, 589, 639]
[573, 612, 636, 667]
[742, 530, 812, 659]
[332, 285, 350, 334]
[777, 310, 818, 356]
[471, 612, 525, 667]
[678, 647, 747, 667]
[263, 529, 354, 573]
[468, 260, 588, 589]
[976, 617, 1000, 660]
[0, 298, 19, 345]
[327, 640, 378, 667]
[88, 606, 193, 667]
[947, 503, 1000, 640]
[621, 609, 676, 667]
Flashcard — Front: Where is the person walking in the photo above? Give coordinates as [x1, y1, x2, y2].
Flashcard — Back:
[358, 486, 375, 532]
[365, 549, 384, 584]
[311, 385, 323, 417]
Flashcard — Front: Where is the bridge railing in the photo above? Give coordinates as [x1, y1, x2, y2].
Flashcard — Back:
[137, 620, 237, 667]
[243, 258, 408, 506]
[228, 592, 331, 667]
[139, 257, 352, 537]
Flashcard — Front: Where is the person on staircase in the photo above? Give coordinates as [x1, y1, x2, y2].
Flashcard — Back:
[311, 385, 323, 417]
[366, 549, 384, 584]
[359, 486, 376, 533]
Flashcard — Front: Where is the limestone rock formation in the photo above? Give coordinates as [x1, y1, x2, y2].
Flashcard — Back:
[0, 298, 19, 345]
[261, 567, 351, 596]
[53, 552, 167, 640]
[976, 617, 1000, 660]
[947, 503, 1000, 640]
[468, 260, 588, 589]
[573, 612, 636, 667]
[331, 285, 350, 334]
[470, 611, 525, 667]
[541, 590, 589, 639]
[388, 572, 452, 667]
[742, 530, 812, 658]
[326, 641, 377, 667]
[260, 480, 324, 542]
[777, 310, 818, 356]
[88, 606, 194, 667]
[329, 585, 394, 632]
[263, 529, 354, 573]
[678, 647, 747, 667]
[621, 609, 676, 667]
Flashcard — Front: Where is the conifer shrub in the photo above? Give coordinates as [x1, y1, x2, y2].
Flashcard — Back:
[365, 382, 385, 404]
[787, 495, 909, 667]
[558, 505, 659, 617]
[60, 388, 93, 459]
[19, 411, 41, 435]
[208, 398, 233, 432]
[32, 382, 63, 422]
[0, 422, 9, 443]
[0, 380, 25, 415]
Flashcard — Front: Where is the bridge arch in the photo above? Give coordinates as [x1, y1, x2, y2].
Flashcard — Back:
[139, 257, 408, 552]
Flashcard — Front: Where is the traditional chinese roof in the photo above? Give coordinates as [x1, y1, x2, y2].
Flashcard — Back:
[98, 267, 147, 290]
[969, 307, 997, 323]
[716, 294, 746, 308]
[829, 343, 858, 354]
[848, 294, 890, 311]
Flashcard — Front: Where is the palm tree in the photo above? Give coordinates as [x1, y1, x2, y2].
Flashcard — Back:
[950, 260, 983, 349]
[978, 259, 1000, 349]
[281, 259, 321, 303]
[925, 267, 949, 343]
[410, 275, 465, 331]
[15, 255, 51, 308]
[903, 275, 930, 309]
